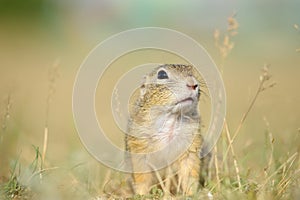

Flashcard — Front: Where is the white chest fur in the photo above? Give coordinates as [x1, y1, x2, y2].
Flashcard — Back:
[150, 113, 199, 156]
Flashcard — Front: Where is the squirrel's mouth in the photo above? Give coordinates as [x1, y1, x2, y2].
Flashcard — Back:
[171, 97, 196, 113]
[175, 97, 194, 106]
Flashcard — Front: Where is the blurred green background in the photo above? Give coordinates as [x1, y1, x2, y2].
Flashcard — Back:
[0, 0, 299, 197]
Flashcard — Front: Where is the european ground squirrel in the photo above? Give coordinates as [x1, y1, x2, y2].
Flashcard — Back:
[126, 64, 210, 196]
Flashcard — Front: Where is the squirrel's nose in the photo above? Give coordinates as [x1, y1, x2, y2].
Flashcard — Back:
[186, 84, 198, 90]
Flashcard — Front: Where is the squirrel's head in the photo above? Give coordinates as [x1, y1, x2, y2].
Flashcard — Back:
[138, 64, 201, 115]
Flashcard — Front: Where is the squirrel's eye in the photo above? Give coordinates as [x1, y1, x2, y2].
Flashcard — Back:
[157, 70, 168, 79]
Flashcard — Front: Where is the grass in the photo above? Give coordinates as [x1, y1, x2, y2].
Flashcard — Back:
[0, 147, 39, 200]
[0, 14, 300, 200]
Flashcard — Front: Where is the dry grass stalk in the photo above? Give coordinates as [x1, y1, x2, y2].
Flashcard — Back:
[101, 169, 112, 194]
[223, 65, 276, 160]
[213, 146, 221, 191]
[214, 13, 239, 64]
[276, 152, 299, 197]
[41, 127, 48, 168]
[41, 59, 60, 172]
[164, 166, 172, 195]
[263, 117, 275, 175]
[0, 94, 11, 143]
[224, 121, 242, 191]
[260, 152, 298, 190]
[214, 12, 241, 192]
[219, 66, 276, 194]
[148, 163, 169, 195]
[26, 166, 59, 185]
